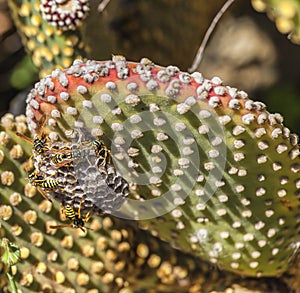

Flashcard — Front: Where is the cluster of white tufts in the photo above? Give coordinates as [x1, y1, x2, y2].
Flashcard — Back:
[40, 0, 90, 31]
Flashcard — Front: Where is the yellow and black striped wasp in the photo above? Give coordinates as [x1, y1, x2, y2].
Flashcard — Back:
[28, 171, 60, 202]
[16, 132, 49, 155]
[28, 171, 60, 189]
[93, 139, 111, 165]
[49, 201, 92, 232]
[16, 116, 49, 156]
[51, 151, 74, 168]
[48, 144, 91, 169]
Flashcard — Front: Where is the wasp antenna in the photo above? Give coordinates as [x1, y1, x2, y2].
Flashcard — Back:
[37, 187, 53, 202]
[16, 132, 33, 144]
[38, 115, 48, 132]
[79, 226, 86, 233]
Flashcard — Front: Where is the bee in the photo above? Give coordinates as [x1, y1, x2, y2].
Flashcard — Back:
[93, 139, 111, 165]
[49, 201, 92, 232]
[28, 171, 60, 202]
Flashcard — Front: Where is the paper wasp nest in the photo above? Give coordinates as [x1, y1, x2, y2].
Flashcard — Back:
[30, 128, 129, 216]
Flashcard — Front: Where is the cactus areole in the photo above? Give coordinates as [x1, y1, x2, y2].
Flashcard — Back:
[40, 0, 90, 31]
[25, 56, 300, 277]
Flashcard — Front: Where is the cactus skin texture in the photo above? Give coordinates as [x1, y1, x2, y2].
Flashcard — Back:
[24, 57, 300, 278]
[252, 0, 300, 44]
[1, 116, 294, 292]
[7, 0, 87, 77]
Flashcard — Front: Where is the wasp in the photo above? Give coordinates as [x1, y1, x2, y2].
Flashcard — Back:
[51, 151, 74, 168]
[28, 171, 60, 189]
[49, 201, 92, 232]
[50, 139, 111, 168]
[16, 116, 49, 155]
[93, 139, 111, 165]
[16, 132, 49, 155]
[28, 171, 60, 202]
[49, 145, 90, 168]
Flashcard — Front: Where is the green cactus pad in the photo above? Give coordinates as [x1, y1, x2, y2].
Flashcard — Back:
[252, 0, 300, 44]
[1, 115, 293, 292]
[24, 57, 300, 277]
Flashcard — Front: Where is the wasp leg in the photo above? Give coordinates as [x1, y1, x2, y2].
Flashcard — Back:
[37, 187, 52, 202]
[78, 200, 83, 219]
[99, 149, 111, 166]
[106, 150, 112, 165]
[49, 224, 72, 230]
[84, 210, 92, 223]
[78, 226, 86, 233]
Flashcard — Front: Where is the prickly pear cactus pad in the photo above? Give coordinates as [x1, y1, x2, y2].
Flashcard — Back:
[25, 56, 300, 278]
[7, 0, 87, 77]
[1, 115, 293, 293]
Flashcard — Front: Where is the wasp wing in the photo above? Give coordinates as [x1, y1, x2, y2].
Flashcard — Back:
[71, 128, 127, 214]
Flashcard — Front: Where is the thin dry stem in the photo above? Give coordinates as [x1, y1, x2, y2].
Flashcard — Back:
[98, 0, 111, 13]
[188, 0, 235, 73]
